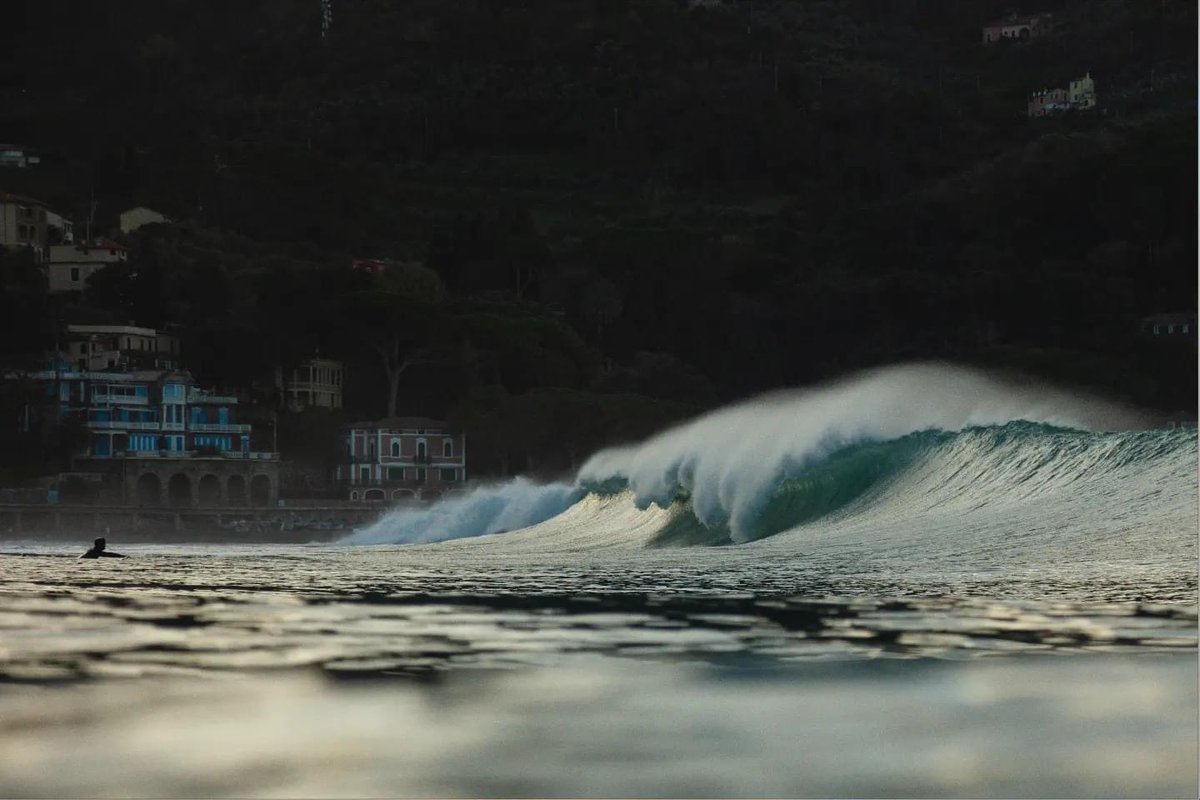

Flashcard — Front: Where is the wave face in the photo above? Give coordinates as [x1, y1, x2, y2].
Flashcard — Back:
[577, 363, 1148, 542]
[344, 364, 1195, 556]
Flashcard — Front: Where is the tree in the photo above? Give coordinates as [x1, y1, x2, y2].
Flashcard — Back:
[341, 262, 449, 418]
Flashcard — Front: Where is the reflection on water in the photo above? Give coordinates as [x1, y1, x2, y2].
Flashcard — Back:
[0, 542, 1196, 797]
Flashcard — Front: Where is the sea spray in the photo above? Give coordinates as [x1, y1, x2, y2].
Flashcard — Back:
[343, 477, 582, 545]
[577, 363, 1148, 541]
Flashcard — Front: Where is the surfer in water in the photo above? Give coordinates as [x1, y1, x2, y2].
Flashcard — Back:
[80, 537, 126, 559]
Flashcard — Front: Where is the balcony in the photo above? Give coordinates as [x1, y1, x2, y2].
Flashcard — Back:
[189, 422, 252, 433]
[188, 389, 239, 405]
[86, 420, 162, 431]
[91, 450, 279, 461]
[91, 392, 149, 406]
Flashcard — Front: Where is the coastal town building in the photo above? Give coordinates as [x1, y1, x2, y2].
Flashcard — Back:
[1068, 73, 1097, 110]
[12, 363, 278, 507]
[64, 324, 180, 372]
[0, 144, 40, 169]
[982, 12, 1053, 45]
[1027, 87, 1069, 117]
[336, 417, 466, 502]
[0, 191, 49, 256]
[46, 239, 128, 293]
[46, 209, 74, 243]
[275, 357, 344, 411]
[119, 206, 171, 234]
[1140, 313, 1196, 342]
[1028, 74, 1097, 117]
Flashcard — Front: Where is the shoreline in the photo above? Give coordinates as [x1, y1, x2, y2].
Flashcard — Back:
[0, 502, 384, 544]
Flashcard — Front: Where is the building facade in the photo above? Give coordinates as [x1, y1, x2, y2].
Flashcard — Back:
[1029, 74, 1097, 117]
[1027, 87, 1069, 117]
[277, 357, 344, 411]
[336, 417, 466, 502]
[119, 206, 170, 234]
[47, 239, 128, 293]
[15, 364, 278, 507]
[1068, 73, 1096, 110]
[0, 191, 48, 255]
[982, 13, 1052, 44]
[0, 144, 40, 169]
[64, 324, 180, 372]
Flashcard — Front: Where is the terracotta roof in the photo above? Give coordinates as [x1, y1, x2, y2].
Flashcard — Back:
[0, 191, 47, 206]
[349, 416, 450, 431]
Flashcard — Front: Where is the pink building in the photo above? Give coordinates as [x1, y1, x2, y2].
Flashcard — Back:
[336, 416, 466, 502]
[982, 13, 1052, 45]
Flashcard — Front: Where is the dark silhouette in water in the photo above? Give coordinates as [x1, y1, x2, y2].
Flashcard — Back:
[80, 537, 126, 559]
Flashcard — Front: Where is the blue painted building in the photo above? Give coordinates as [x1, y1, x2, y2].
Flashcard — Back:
[23, 365, 258, 459]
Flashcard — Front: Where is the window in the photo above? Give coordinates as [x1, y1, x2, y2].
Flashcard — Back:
[416, 468, 426, 483]
[416, 441, 427, 459]
[70, 267, 80, 282]
[440, 468, 456, 482]
[443, 441, 453, 457]
[390, 441, 400, 457]
[388, 467, 404, 481]
[360, 466, 371, 484]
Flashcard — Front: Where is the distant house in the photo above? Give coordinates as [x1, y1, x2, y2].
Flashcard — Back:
[275, 357, 345, 411]
[1028, 73, 1098, 117]
[0, 144, 40, 169]
[119, 206, 171, 234]
[46, 238, 128, 293]
[336, 417, 466, 502]
[351, 258, 386, 276]
[63, 324, 180, 372]
[1027, 87, 1069, 117]
[1140, 313, 1197, 342]
[1068, 73, 1097, 110]
[982, 12, 1053, 45]
[46, 209, 74, 243]
[0, 191, 49, 256]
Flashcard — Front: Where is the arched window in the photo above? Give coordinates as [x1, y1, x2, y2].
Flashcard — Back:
[391, 440, 400, 457]
[443, 440, 453, 457]
[416, 440, 427, 459]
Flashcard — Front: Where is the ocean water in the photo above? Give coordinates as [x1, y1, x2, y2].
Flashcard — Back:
[1, 365, 1197, 797]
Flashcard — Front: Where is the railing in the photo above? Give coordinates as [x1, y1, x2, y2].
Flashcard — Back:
[188, 390, 239, 404]
[86, 420, 162, 431]
[219, 450, 279, 461]
[161, 422, 185, 431]
[189, 422, 252, 433]
[91, 393, 149, 406]
[90, 449, 279, 461]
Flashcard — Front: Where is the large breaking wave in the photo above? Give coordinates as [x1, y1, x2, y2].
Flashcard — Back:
[342, 364, 1195, 553]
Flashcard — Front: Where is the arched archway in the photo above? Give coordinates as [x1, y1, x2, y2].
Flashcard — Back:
[349, 490, 360, 501]
[390, 488, 417, 501]
[167, 474, 192, 507]
[136, 473, 162, 506]
[227, 475, 247, 506]
[250, 474, 272, 507]
[363, 488, 386, 502]
[198, 474, 222, 506]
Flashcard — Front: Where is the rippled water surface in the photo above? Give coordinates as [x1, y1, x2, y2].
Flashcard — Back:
[1, 540, 1196, 797]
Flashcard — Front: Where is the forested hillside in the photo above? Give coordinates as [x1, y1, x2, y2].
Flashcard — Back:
[1, 0, 1195, 477]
